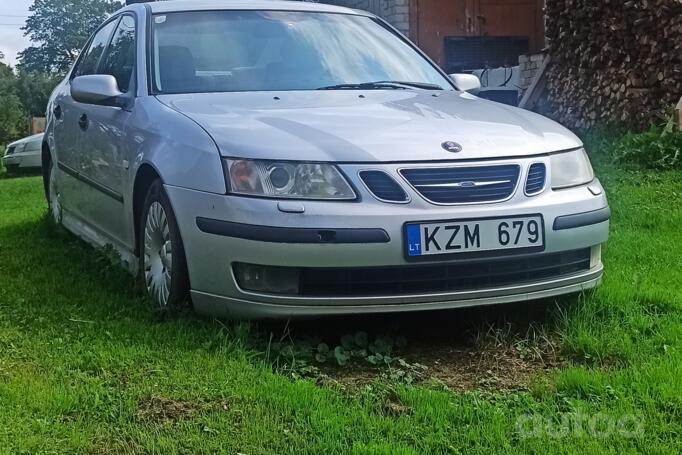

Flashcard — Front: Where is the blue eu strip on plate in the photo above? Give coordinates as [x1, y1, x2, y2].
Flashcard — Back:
[406, 224, 422, 256]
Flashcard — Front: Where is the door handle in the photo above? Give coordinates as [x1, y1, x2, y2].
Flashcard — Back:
[53, 104, 62, 119]
[78, 113, 89, 131]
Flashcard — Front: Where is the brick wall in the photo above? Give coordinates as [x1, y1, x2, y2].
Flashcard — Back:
[321, 0, 411, 36]
[518, 53, 545, 98]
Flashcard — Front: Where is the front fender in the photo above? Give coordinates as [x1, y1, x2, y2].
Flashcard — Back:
[126, 96, 226, 196]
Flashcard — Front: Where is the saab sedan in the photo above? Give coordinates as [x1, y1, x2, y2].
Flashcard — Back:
[42, 0, 609, 317]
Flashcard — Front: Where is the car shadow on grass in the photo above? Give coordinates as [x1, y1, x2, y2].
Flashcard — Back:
[0, 168, 42, 180]
[254, 297, 574, 391]
[2, 214, 579, 394]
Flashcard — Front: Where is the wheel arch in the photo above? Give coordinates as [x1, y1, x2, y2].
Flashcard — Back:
[132, 162, 163, 256]
[41, 141, 52, 201]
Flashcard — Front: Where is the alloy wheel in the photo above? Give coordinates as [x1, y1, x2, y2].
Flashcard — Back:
[49, 161, 62, 224]
[143, 201, 173, 307]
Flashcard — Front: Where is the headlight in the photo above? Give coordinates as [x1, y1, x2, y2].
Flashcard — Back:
[224, 159, 356, 200]
[7, 143, 25, 155]
[550, 148, 594, 189]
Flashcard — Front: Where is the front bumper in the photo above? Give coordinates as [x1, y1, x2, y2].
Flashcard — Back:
[191, 267, 602, 318]
[2, 155, 19, 171]
[2, 150, 41, 170]
[165, 159, 609, 318]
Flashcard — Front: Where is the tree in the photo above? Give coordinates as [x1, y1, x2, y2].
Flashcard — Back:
[18, 0, 123, 75]
[14, 70, 61, 117]
[0, 63, 27, 145]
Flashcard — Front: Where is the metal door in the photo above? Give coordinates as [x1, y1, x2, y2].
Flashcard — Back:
[75, 14, 136, 249]
[411, 0, 544, 68]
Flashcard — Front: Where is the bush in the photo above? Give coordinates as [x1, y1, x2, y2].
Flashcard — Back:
[611, 118, 682, 170]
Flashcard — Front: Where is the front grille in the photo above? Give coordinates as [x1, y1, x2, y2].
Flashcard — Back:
[297, 249, 591, 297]
[4, 146, 15, 156]
[400, 164, 520, 204]
[359, 170, 408, 202]
[525, 163, 546, 195]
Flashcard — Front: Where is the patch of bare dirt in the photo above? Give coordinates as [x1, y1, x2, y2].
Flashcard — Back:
[381, 392, 413, 417]
[316, 337, 561, 393]
[404, 338, 560, 392]
[136, 396, 202, 424]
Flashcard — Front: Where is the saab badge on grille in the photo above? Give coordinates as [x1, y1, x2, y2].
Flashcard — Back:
[441, 141, 462, 153]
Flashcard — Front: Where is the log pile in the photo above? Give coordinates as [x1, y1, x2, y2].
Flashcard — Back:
[543, 0, 682, 130]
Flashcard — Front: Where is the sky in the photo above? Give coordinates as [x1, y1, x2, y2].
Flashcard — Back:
[0, 0, 32, 67]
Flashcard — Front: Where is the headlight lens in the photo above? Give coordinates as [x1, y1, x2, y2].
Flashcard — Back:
[550, 148, 594, 189]
[8, 143, 25, 155]
[225, 159, 356, 200]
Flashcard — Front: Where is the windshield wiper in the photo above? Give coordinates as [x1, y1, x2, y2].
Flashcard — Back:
[317, 81, 444, 91]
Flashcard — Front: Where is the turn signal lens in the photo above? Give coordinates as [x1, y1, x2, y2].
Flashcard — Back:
[229, 159, 264, 194]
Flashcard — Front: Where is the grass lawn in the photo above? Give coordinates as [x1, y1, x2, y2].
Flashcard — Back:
[0, 146, 681, 454]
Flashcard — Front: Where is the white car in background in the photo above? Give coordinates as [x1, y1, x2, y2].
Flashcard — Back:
[2, 133, 44, 172]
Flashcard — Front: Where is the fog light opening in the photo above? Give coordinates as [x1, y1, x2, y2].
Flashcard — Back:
[233, 263, 300, 295]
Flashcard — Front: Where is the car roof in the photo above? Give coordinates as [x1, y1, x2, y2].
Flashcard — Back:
[141, 0, 368, 16]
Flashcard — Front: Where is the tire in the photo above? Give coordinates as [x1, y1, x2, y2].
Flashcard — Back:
[45, 158, 62, 225]
[139, 179, 189, 309]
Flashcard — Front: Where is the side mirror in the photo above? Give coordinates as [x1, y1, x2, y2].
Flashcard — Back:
[449, 74, 481, 95]
[71, 75, 125, 107]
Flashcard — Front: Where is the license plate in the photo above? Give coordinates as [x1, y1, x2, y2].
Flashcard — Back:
[405, 215, 544, 257]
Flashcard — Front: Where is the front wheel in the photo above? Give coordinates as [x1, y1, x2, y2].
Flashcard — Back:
[139, 180, 189, 309]
[46, 158, 62, 224]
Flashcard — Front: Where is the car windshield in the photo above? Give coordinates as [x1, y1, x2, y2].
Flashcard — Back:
[150, 10, 454, 94]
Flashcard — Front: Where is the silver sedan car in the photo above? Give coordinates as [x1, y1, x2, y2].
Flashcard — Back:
[3, 133, 44, 172]
[43, 0, 609, 318]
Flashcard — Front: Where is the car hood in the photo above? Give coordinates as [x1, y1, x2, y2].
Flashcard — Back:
[156, 91, 581, 162]
[8, 133, 44, 149]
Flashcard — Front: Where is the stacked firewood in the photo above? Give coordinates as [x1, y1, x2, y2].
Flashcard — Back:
[543, 0, 682, 130]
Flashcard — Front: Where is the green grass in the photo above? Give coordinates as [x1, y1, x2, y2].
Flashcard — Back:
[1, 146, 681, 453]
